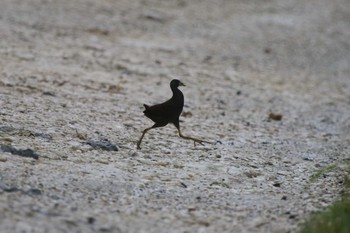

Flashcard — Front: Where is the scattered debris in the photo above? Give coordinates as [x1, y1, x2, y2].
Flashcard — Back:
[244, 170, 261, 178]
[33, 132, 53, 141]
[180, 182, 187, 188]
[141, 10, 169, 23]
[107, 84, 124, 94]
[209, 181, 230, 188]
[0, 126, 52, 141]
[1, 186, 42, 196]
[302, 154, 317, 161]
[26, 188, 42, 196]
[86, 28, 109, 36]
[0, 126, 16, 132]
[268, 113, 283, 121]
[85, 140, 119, 151]
[264, 48, 271, 54]
[42, 91, 56, 96]
[202, 55, 212, 63]
[87, 217, 95, 224]
[181, 111, 193, 117]
[75, 129, 87, 140]
[0, 145, 39, 160]
[130, 151, 139, 157]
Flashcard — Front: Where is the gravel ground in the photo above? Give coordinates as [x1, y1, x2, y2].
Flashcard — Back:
[0, 0, 350, 232]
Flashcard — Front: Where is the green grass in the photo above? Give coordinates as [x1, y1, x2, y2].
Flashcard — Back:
[310, 164, 337, 182]
[299, 199, 350, 233]
[299, 161, 350, 233]
[344, 158, 350, 164]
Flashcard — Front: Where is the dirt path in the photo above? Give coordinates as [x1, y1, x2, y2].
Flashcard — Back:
[1, 0, 349, 232]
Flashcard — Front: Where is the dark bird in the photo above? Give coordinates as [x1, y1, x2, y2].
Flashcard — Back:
[137, 79, 210, 149]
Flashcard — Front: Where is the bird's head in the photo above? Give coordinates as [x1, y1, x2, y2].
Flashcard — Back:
[170, 79, 185, 88]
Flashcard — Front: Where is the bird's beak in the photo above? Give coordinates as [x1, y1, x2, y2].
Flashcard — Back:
[179, 81, 186, 86]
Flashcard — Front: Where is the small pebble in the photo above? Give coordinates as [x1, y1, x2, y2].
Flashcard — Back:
[302, 154, 316, 161]
[42, 91, 56, 96]
[268, 113, 283, 121]
[87, 217, 95, 224]
[0, 145, 39, 160]
[264, 48, 271, 54]
[85, 140, 119, 151]
[130, 151, 139, 157]
[26, 188, 42, 196]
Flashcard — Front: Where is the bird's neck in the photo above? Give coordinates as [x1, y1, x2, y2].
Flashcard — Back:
[171, 87, 184, 103]
[171, 86, 177, 95]
[171, 87, 180, 96]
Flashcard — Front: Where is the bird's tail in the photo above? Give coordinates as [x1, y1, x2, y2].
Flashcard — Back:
[143, 104, 149, 113]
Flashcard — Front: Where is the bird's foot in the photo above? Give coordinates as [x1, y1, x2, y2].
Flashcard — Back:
[193, 138, 212, 146]
[179, 132, 211, 147]
[136, 139, 143, 150]
[136, 141, 142, 150]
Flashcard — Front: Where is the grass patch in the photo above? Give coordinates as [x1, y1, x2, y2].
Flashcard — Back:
[344, 158, 350, 164]
[299, 199, 350, 233]
[299, 160, 350, 233]
[310, 164, 337, 182]
[343, 176, 350, 199]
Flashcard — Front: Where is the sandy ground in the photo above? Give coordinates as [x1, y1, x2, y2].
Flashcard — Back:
[1, 0, 350, 232]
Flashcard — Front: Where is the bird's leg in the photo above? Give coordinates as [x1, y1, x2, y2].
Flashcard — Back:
[137, 127, 152, 149]
[177, 128, 211, 146]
